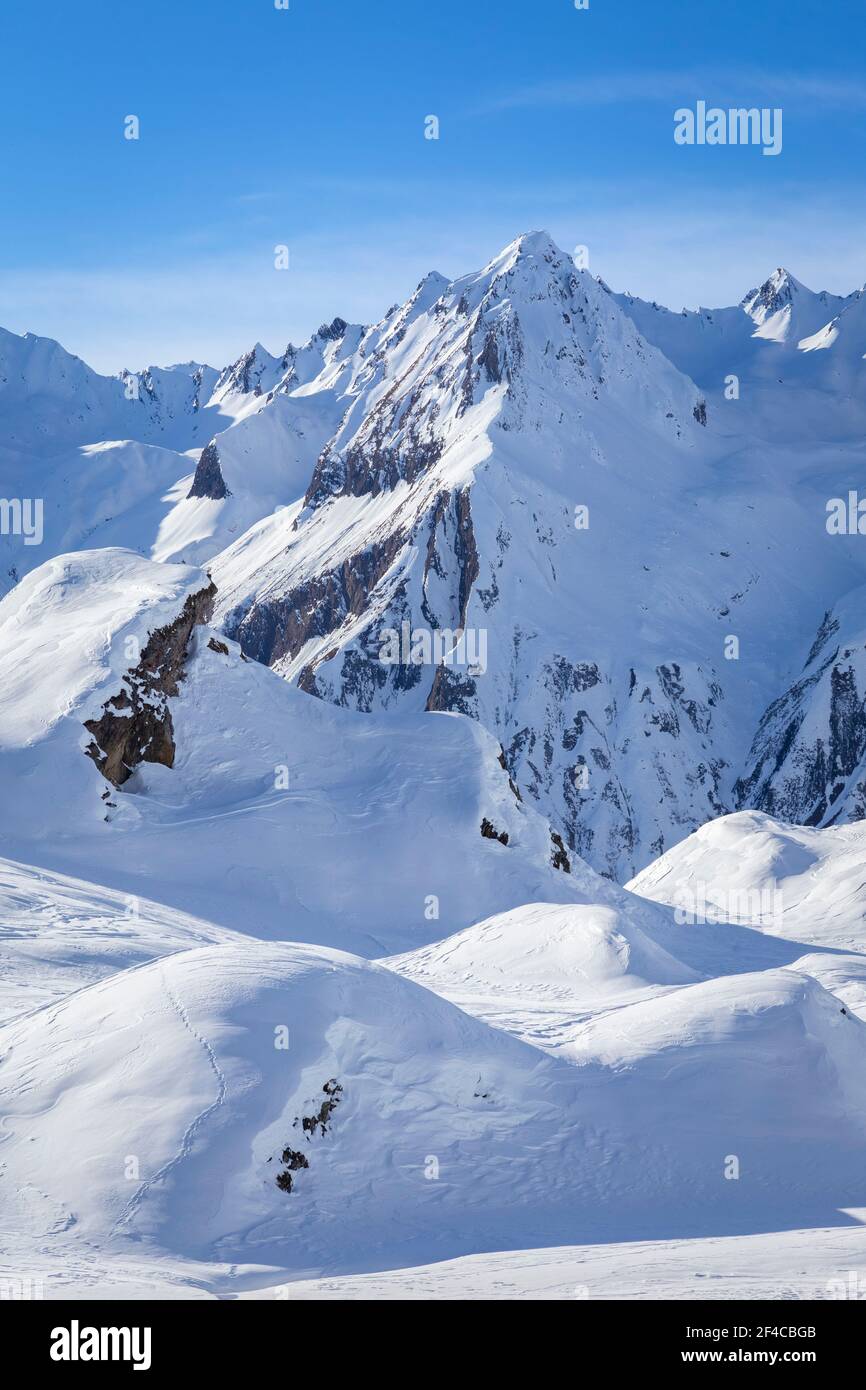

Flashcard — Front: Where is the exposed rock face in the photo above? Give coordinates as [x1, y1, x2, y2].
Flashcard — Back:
[480, 817, 509, 845]
[225, 530, 408, 674]
[550, 831, 572, 872]
[224, 484, 482, 710]
[274, 1147, 309, 1194]
[495, 655, 729, 881]
[317, 317, 348, 342]
[84, 580, 217, 786]
[306, 428, 443, 508]
[736, 597, 866, 826]
[187, 441, 230, 500]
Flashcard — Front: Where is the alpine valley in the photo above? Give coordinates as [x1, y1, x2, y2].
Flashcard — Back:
[2, 231, 866, 1301]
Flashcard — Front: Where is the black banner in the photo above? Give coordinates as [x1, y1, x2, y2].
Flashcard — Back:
[6, 1298, 861, 1374]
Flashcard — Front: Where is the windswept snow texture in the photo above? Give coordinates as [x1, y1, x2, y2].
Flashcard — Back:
[383, 898, 804, 1052]
[4, 231, 866, 1300]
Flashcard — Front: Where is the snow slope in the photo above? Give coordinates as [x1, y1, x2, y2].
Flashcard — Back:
[0, 548, 583, 954]
[230, 1224, 866, 1301]
[383, 897, 807, 1052]
[5, 1222, 864, 1301]
[3, 935, 866, 1287]
[0, 437, 195, 596]
[0, 940, 589, 1272]
[0, 858, 241, 1023]
[152, 389, 348, 567]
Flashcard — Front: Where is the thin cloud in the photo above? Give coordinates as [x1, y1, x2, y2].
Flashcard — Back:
[478, 70, 866, 114]
[3, 190, 865, 373]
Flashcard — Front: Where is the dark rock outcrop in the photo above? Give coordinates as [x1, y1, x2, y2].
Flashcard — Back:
[274, 1147, 309, 1193]
[550, 830, 572, 872]
[317, 317, 348, 342]
[84, 580, 217, 787]
[480, 817, 509, 845]
[187, 441, 230, 500]
[301, 1077, 343, 1137]
[275, 1080, 344, 1196]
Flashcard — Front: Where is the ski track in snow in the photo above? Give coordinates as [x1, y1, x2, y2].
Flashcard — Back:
[112, 965, 228, 1234]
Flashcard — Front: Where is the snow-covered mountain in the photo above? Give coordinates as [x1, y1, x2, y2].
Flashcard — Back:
[0, 325, 220, 453]
[0, 319, 369, 596]
[5, 232, 866, 881]
[610, 267, 866, 442]
[202, 234, 866, 880]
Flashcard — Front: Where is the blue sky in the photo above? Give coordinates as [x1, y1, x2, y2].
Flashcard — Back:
[1, 0, 864, 371]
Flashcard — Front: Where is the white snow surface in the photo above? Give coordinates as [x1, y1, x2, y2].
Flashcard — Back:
[4, 932, 866, 1282]
[629, 809, 866, 952]
[0, 548, 584, 953]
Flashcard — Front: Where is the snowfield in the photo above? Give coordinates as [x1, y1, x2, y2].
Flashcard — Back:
[4, 931, 866, 1291]
[3, 232, 866, 1299]
[0, 548, 584, 953]
[0, 858, 241, 1022]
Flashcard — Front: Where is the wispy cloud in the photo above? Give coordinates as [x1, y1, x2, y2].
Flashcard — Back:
[3, 186, 865, 374]
[477, 69, 866, 114]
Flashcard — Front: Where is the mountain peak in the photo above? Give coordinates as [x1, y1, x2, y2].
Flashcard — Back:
[742, 267, 810, 316]
[315, 317, 348, 343]
[472, 230, 567, 286]
[494, 229, 565, 271]
[513, 229, 561, 257]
